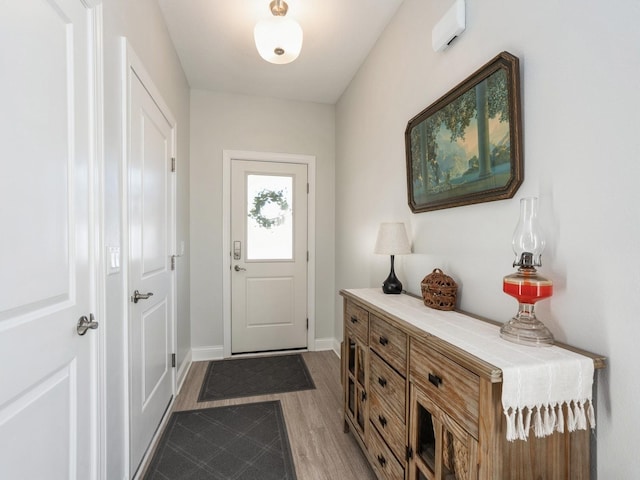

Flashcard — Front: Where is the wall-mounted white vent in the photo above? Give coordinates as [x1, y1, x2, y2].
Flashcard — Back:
[432, 0, 466, 52]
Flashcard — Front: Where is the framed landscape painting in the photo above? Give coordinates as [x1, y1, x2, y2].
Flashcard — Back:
[405, 51, 523, 213]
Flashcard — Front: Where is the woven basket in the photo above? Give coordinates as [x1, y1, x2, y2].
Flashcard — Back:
[421, 268, 458, 311]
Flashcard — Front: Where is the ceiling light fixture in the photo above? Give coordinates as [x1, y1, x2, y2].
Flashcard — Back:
[254, 0, 303, 64]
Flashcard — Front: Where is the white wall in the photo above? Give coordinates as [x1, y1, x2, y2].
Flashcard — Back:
[336, 0, 640, 476]
[101, 0, 190, 477]
[190, 90, 335, 355]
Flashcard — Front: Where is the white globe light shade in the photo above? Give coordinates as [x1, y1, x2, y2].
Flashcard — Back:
[254, 16, 303, 64]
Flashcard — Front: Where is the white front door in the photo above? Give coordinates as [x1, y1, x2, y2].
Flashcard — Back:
[231, 160, 308, 354]
[0, 0, 98, 479]
[127, 66, 175, 474]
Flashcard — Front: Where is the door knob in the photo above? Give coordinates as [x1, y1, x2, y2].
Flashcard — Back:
[77, 314, 99, 336]
[234, 265, 246, 272]
[131, 290, 154, 303]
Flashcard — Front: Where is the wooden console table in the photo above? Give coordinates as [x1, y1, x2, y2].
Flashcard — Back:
[340, 288, 605, 480]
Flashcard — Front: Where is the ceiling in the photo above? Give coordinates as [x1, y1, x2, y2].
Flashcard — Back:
[157, 0, 405, 104]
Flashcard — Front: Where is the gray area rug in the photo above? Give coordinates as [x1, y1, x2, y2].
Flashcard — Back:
[143, 401, 297, 480]
[198, 354, 315, 402]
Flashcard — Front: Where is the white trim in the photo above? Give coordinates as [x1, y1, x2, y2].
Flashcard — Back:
[80, 0, 102, 7]
[119, 37, 130, 478]
[119, 38, 131, 478]
[176, 350, 193, 394]
[314, 337, 337, 351]
[222, 150, 317, 358]
[121, 39, 178, 478]
[191, 345, 225, 362]
[332, 338, 342, 358]
[314, 337, 341, 358]
[87, 3, 106, 479]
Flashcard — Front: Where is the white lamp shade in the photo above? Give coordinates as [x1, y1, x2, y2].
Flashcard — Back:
[374, 223, 411, 255]
[254, 16, 303, 64]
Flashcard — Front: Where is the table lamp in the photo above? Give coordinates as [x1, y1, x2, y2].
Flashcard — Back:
[374, 223, 411, 294]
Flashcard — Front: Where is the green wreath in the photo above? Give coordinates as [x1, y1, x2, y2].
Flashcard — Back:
[249, 189, 289, 228]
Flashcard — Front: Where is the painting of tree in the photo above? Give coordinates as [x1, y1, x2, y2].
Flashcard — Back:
[405, 52, 523, 213]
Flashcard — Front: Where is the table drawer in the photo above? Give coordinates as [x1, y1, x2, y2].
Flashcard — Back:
[367, 420, 405, 480]
[345, 300, 369, 344]
[370, 351, 406, 421]
[410, 338, 480, 439]
[370, 314, 407, 375]
[370, 389, 406, 464]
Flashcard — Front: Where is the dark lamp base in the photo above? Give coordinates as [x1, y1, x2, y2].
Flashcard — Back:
[382, 258, 403, 294]
[382, 279, 403, 294]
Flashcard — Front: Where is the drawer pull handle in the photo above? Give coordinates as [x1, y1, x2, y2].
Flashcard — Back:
[379, 336, 389, 346]
[428, 373, 442, 387]
[350, 316, 358, 323]
[378, 377, 387, 388]
[378, 415, 387, 427]
[377, 454, 386, 467]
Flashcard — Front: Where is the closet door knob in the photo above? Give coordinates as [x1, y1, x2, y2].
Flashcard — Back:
[77, 314, 99, 336]
[131, 290, 153, 303]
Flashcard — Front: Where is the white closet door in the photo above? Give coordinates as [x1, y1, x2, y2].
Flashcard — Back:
[0, 0, 98, 479]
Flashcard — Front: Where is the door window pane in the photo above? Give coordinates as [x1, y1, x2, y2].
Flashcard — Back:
[246, 174, 293, 260]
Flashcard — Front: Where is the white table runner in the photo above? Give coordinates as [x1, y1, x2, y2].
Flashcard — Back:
[345, 288, 595, 441]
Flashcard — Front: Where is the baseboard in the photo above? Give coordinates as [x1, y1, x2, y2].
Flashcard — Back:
[176, 350, 192, 394]
[332, 338, 341, 358]
[191, 341, 341, 360]
[191, 345, 224, 361]
[314, 337, 333, 351]
[313, 337, 341, 357]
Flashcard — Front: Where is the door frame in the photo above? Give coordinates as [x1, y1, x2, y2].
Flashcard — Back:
[85, 2, 106, 478]
[121, 39, 178, 476]
[222, 150, 316, 358]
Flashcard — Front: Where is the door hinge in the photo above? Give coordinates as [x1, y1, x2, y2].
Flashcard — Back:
[307, 182, 309, 194]
[306, 318, 309, 330]
[170, 255, 176, 270]
[406, 445, 413, 461]
[171, 157, 176, 172]
[171, 353, 176, 368]
[307, 251, 309, 262]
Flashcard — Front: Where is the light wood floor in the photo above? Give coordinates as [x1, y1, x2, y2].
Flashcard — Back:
[143, 350, 376, 479]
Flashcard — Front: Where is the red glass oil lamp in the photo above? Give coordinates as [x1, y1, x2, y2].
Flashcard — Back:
[500, 197, 554, 346]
